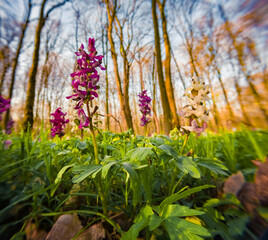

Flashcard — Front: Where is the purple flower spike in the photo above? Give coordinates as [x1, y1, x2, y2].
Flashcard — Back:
[138, 90, 151, 127]
[0, 96, 11, 120]
[50, 108, 69, 137]
[6, 118, 14, 134]
[67, 38, 105, 129]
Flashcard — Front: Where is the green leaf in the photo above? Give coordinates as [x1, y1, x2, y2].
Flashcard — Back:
[122, 205, 154, 240]
[227, 215, 249, 236]
[160, 185, 215, 209]
[72, 165, 101, 183]
[164, 217, 211, 240]
[258, 207, 268, 221]
[149, 214, 163, 231]
[196, 159, 229, 176]
[158, 144, 179, 159]
[180, 157, 201, 178]
[74, 118, 80, 127]
[122, 162, 141, 207]
[102, 161, 117, 179]
[55, 164, 74, 184]
[148, 137, 165, 146]
[126, 147, 153, 162]
[162, 205, 205, 219]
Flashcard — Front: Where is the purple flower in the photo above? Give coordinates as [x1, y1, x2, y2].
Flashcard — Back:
[3, 140, 12, 149]
[6, 118, 14, 134]
[67, 38, 105, 129]
[50, 108, 69, 137]
[138, 90, 151, 126]
[77, 108, 89, 129]
[0, 96, 10, 120]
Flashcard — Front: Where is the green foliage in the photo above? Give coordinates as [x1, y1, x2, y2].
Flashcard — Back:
[0, 128, 266, 239]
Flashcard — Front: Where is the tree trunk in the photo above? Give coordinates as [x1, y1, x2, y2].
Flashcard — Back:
[23, 0, 46, 131]
[171, 47, 186, 90]
[218, 4, 267, 123]
[207, 74, 220, 130]
[216, 67, 234, 119]
[0, 62, 11, 94]
[105, 0, 134, 131]
[152, 53, 160, 134]
[102, 25, 110, 130]
[23, 0, 69, 131]
[152, 0, 172, 135]
[4, 0, 32, 129]
[158, 0, 180, 128]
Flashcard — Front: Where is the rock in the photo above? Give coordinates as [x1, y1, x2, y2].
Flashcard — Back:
[76, 222, 106, 240]
[45, 214, 82, 240]
[223, 171, 245, 196]
[237, 182, 259, 215]
[253, 157, 268, 206]
[25, 222, 47, 240]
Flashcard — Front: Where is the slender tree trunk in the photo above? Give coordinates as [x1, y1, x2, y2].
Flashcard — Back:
[158, 0, 180, 128]
[23, 0, 46, 131]
[171, 48, 186, 90]
[137, 51, 145, 91]
[207, 74, 220, 130]
[0, 62, 11, 94]
[218, 4, 267, 123]
[139, 60, 145, 92]
[152, 53, 159, 134]
[23, 0, 69, 131]
[105, 0, 134, 131]
[4, 0, 32, 129]
[216, 67, 234, 119]
[102, 25, 110, 130]
[152, 0, 172, 135]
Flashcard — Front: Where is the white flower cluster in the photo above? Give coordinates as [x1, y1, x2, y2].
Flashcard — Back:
[178, 77, 211, 122]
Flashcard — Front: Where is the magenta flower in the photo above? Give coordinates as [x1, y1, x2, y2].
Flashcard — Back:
[3, 140, 12, 149]
[77, 108, 89, 129]
[138, 90, 151, 126]
[6, 118, 14, 134]
[0, 96, 10, 120]
[50, 108, 69, 137]
[67, 38, 105, 129]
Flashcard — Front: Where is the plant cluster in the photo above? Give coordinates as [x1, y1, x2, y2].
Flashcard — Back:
[50, 108, 69, 137]
[179, 77, 210, 135]
[138, 90, 152, 127]
[1, 128, 267, 239]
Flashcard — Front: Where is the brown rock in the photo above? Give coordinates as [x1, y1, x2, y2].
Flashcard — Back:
[45, 214, 82, 240]
[253, 158, 268, 206]
[237, 182, 259, 215]
[76, 222, 106, 240]
[25, 222, 47, 240]
[223, 171, 245, 196]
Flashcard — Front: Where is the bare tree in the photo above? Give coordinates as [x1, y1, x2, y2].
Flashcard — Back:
[157, 0, 180, 128]
[105, 0, 136, 131]
[152, 0, 172, 134]
[23, 0, 70, 131]
[4, 0, 32, 129]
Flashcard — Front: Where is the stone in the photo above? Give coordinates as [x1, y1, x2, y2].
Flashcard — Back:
[45, 214, 82, 240]
[223, 171, 245, 196]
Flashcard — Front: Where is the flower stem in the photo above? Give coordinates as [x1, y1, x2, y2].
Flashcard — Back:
[180, 134, 189, 155]
[86, 102, 99, 165]
[86, 102, 107, 216]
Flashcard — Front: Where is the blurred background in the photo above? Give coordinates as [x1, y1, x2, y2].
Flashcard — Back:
[0, 0, 267, 135]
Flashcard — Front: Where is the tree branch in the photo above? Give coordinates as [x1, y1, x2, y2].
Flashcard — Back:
[45, 0, 70, 20]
